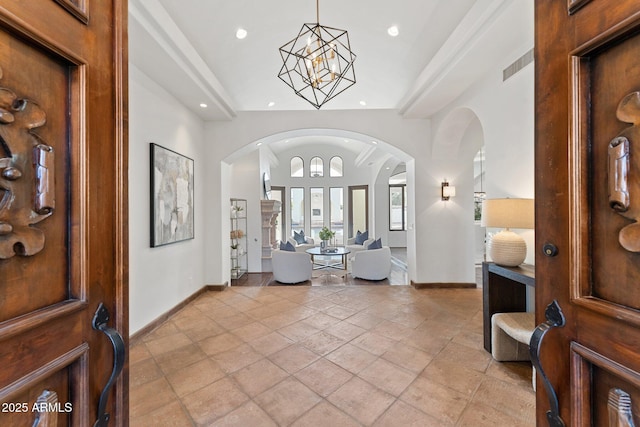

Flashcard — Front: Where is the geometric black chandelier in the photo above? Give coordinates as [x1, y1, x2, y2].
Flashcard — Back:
[278, 0, 356, 109]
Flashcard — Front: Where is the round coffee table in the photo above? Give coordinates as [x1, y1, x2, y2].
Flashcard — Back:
[305, 247, 351, 271]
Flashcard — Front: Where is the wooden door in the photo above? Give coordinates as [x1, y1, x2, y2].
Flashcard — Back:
[536, 0, 640, 425]
[0, 0, 128, 425]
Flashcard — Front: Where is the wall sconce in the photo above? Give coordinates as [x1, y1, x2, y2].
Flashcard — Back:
[441, 180, 456, 201]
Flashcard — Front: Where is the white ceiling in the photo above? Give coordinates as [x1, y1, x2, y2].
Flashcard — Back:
[129, 0, 534, 121]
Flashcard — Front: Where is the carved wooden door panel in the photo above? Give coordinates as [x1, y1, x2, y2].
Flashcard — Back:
[536, 0, 640, 425]
[0, 0, 128, 426]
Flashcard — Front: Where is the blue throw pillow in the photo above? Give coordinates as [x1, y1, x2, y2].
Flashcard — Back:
[280, 241, 295, 252]
[367, 238, 382, 250]
[293, 230, 307, 244]
[354, 230, 368, 245]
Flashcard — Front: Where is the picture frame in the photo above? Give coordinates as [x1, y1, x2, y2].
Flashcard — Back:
[150, 143, 194, 247]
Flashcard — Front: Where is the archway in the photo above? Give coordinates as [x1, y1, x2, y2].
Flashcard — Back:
[221, 128, 416, 284]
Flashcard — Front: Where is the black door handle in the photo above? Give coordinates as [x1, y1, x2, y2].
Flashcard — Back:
[529, 300, 566, 427]
[92, 303, 125, 427]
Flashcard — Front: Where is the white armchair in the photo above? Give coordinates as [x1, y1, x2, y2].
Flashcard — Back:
[351, 247, 392, 281]
[272, 249, 313, 284]
[287, 237, 316, 252]
[345, 236, 375, 260]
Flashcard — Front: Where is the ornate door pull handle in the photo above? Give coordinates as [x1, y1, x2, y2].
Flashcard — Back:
[92, 303, 125, 427]
[530, 300, 566, 427]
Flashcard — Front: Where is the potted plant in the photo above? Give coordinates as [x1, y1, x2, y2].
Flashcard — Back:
[318, 226, 335, 249]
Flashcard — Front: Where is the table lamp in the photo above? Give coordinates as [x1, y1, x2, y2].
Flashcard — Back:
[481, 198, 534, 267]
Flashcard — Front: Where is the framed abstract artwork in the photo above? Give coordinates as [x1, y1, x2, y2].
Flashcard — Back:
[150, 143, 194, 247]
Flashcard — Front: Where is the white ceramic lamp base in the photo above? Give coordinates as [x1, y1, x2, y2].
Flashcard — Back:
[488, 229, 527, 267]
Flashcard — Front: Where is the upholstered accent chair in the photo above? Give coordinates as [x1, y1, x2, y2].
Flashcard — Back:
[351, 246, 392, 281]
[286, 237, 316, 253]
[271, 249, 313, 284]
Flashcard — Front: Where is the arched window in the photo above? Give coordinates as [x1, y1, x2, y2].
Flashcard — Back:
[310, 156, 323, 177]
[329, 156, 343, 177]
[290, 156, 304, 177]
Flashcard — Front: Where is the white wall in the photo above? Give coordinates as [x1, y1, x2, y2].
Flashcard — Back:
[129, 65, 206, 334]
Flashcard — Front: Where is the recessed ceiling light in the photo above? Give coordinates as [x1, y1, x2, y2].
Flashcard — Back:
[387, 25, 399, 37]
[371, 140, 378, 145]
[199, 103, 208, 108]
[236, 28, 248, 39]
[268, 101, 275, 107]
[256, 142, 263, 146]
[386, 166, 390, 170]
[359, 100, 367, 106]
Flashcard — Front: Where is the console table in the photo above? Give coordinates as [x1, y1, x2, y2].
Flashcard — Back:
[482, 262, 535, 353]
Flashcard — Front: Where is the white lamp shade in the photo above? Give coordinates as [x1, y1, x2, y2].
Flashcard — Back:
[442, 185, 456, 198]
[481, 198, 534, 267]
[480, 198, 534, 229]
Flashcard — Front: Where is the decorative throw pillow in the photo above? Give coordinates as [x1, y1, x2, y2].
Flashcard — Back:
[354, 230, 368, 245]
[280, 241, 296, 252]
[367, 238, 382, 250]
[293, 230, 307, 244]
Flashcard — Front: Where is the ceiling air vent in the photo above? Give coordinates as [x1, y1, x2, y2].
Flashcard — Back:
[503, 48, 534, 81]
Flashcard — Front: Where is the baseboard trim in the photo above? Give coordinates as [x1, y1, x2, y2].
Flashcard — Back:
[130, 283, 227, 344]
[411, 281, 476, 289]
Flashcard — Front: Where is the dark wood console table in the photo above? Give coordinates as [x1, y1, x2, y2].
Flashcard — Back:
[482, 262, 535, 353]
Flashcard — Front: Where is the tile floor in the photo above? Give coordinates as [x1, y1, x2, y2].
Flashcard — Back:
[130, 285, 535, 426]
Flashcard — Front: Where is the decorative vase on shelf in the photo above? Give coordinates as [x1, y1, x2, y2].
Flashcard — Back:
[320, 240, 328, 250]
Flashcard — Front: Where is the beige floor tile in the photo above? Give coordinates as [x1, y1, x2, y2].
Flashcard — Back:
[344, 312, 385, 330]
[254, 377, 323, 426]
[278, 320, 322, 342]
[129, 377, 178, 419]
[434, 341, 492, 373]
[130, 285, 537, 427]
[129, 342, 152, 365]
[485, 359, 534, 389]
[322, 305, 360, 320]
[247, 331, 294, 356]
[328, 377, 395, 425]
[399, 376, 468, 425]
[129, 400, 194, 427]
[325, 343, 377, 374]
[198, 332, 243, 356]
[457, 401, 534, 427]
[290, 401, 361, 427]
[182, 377, 249, 425]
[215, 313, 256, 331]
[212, 401, 277, 427]
[351, 331, 396, 356]
[166, 357, 226, 397]
[231, 321, 272, 342]
[142, 321, 180, 342]
[300, 331, 346, 356]
[212, 343, 263, 374]
[154, 342, 208, 375]
[144, 332, 193, 357]
[471, 377, 536, 424]
[371, 319, 415, 340]
[373, 400, 442, 427]
[232, 358, 289, 397]
[269, 343, 320, 374]
[130, 357, 163, 388]
[295, 358, 353, 397]
[402, 328, 451, 356]
[381, 342, 432, 374]
[421, 358, 484, 396]
[358, 358, 417, 397]
[302, 312, 342, 329]
[178, 317, 226, 342]
[324, 320, 367, 341]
